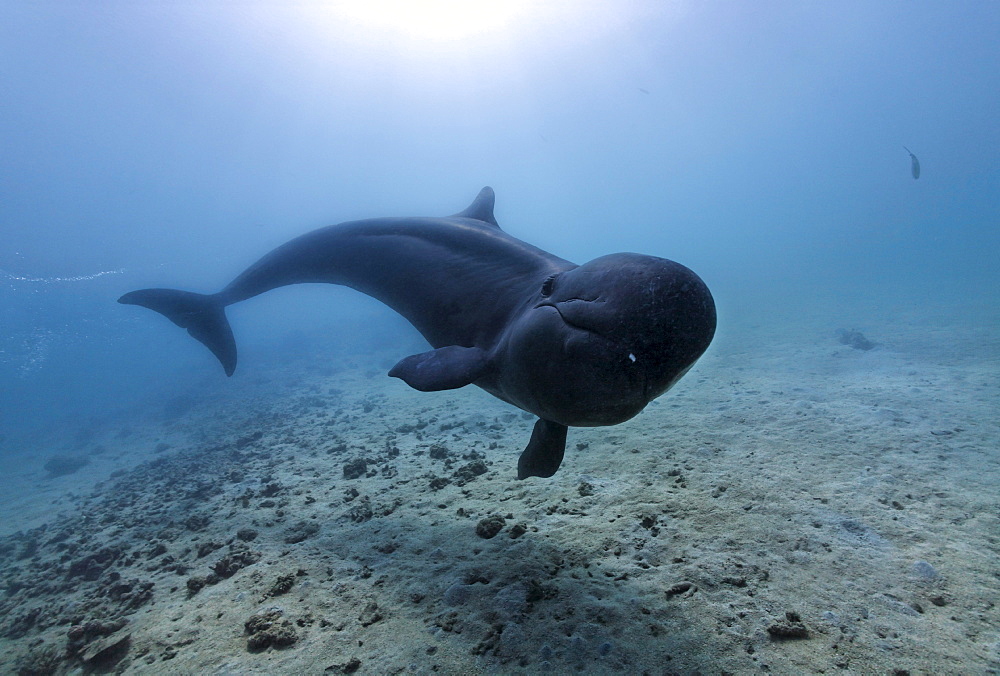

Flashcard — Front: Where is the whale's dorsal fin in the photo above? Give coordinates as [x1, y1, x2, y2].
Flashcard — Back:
[453, 186, 499, 228]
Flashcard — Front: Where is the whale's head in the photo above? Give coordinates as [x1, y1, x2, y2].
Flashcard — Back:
[501, 253, 716, 427]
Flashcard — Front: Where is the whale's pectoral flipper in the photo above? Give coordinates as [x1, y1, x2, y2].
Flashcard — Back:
[118, 289, 237, 376]
[517, 419, 568, 480]
[388, 345, 489, 392]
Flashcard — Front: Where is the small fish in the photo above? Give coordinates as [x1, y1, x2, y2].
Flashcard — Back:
[903, 146, 920, 179]
[638, 88, 650, 95]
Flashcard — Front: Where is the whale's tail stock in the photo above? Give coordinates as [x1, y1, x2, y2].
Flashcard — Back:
[118, 289, 237, 376]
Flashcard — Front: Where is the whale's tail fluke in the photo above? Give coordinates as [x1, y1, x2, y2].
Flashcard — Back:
[118, 289, 237, 376]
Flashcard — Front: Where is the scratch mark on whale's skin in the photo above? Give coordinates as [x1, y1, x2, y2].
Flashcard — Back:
[118, 187, 716, 479]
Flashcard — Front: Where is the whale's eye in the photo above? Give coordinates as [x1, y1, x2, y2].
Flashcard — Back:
[540, 275, 556, 297]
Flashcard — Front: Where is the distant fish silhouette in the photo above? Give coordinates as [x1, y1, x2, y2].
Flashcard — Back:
[638, 88, 650, 95]
[903, 146, 920, 179]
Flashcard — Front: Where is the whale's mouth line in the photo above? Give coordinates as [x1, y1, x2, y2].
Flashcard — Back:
[535, 301, 597, 335]
[535, 301, 596, 333]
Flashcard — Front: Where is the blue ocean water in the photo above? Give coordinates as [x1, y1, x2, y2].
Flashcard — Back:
[2, 2, 997, 443]
[1, 3, 998, 673]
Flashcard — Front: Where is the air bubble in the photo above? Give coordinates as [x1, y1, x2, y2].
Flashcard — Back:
[0, 268, 124, 284]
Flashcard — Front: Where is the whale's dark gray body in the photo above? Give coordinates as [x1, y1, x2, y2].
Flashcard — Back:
[120, 188, 716, 478]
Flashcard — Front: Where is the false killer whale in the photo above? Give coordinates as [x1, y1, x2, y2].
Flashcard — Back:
[119, 188, 716, 479]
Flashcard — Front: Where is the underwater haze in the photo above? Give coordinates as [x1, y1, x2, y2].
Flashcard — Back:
[1, 2, 999, 674]
[2, 1, 998, 437]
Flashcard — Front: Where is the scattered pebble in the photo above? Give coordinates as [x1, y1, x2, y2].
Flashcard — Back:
[343, 458, 367, 479]
[767, 611, 810, 640]
[268, 573, 296, 597]
[665, 581, 695, 597]
[244, 608, 298, 652]
[476, 514, 506, 539]
[284, 520, 321, 544]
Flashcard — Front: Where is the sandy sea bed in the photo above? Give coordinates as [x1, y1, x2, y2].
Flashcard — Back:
[1, 294, 998, 675]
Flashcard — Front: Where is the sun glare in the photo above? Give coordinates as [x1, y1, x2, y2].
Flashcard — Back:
[332, 0, 530, 42]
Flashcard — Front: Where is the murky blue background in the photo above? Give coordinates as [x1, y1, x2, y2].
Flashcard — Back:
[2, 2, 997, 447]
